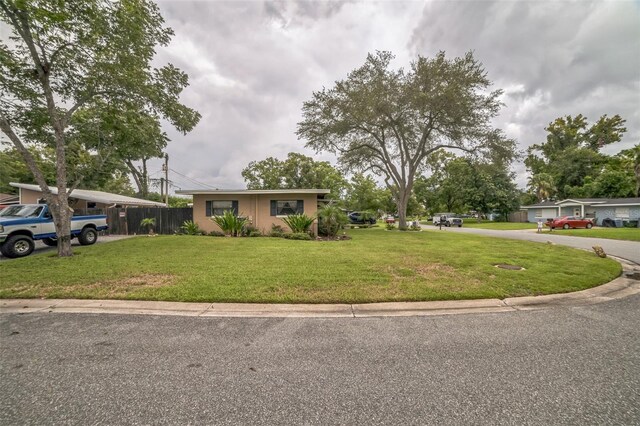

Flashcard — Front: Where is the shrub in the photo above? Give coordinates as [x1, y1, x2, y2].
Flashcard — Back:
[140, 218, 156, 235]
[243, 225, 262, 237]
[317, 204, 349, 237]
[181, 220, 202, 235]
[386, 223, 396, 231]
[269, 224, 286, 238]
[211, 211, 247, 237]
[283, 232, 312, 240]
[208, 230, 226, 237]
[282, 214, 315, 234]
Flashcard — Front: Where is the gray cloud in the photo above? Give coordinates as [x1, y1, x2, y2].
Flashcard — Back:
[148, 0, 639, 192]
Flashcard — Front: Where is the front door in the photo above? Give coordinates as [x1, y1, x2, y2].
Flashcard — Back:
[574, 207, 581, 217]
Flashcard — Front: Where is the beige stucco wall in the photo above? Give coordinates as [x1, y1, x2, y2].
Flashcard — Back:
[19, 188, 110, 210]
[193, 193, 320, 235]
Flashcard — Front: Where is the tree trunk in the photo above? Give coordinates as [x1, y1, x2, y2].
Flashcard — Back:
[126, 157, 149, 198]
[396, 187, 411, 228]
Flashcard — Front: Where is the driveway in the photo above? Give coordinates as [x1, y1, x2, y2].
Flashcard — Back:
[436, 226, 640, 263]
[0, 234, 135, 261]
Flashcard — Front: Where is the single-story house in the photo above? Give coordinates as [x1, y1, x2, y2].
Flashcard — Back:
[0, 192, 20, 207]
[521, 198, 640, 225]
[10, 182, 166, 210]
[174, 188, 330, 235]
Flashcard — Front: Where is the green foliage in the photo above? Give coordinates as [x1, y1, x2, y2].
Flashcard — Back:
[317, 204, 349, 237]
[386, 222, 396, 231]
[297, 50, 515, 227]
[281, 214, 315, 234]
[283, 232, 313, 241]
[140, 218, 155, 235]
[345, 173, 387, 212]
[242, 152, 347, 200]
[146, 193, 192, 207]
[0, 0, 200, 256]
[268, 224, 286, 238]
[211, 211, 247, 237]
[180, 220, 202, 236]
[242, 225, 262, 237]
[208, 230, 226, 237]
[415, 154, 520, 218]
[525, 114, 630, 200]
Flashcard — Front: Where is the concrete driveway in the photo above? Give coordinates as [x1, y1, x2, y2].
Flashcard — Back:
[433, 226, 640, 263]
[0, 234, 135, 261]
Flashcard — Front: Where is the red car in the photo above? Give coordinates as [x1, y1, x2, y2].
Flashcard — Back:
[545, 216, 594, 230]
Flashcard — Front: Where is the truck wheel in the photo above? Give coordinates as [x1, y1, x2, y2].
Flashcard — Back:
[42, 238, 58, 247]
[1, 235, 35, 258]
[78, 227, 98, 245]
[563, 224, 570, 230]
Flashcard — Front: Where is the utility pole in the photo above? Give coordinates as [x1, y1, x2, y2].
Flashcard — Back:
[160, 177, 164, 201]
[164, 153, 169, 206]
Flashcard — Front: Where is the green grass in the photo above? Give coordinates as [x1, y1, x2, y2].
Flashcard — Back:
[544, 227, 640, 241]
[0, 229, 621, 304]
[458, 221, 538, 230]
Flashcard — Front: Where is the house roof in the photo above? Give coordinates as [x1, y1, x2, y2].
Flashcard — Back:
[10, 182, 166, 207]
[0, 193, 19, 204]
[175, 188, 331, 195]
[522, 197, 640, 209]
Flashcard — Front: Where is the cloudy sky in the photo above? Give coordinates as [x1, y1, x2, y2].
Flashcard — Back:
[149, 0, 640, 192]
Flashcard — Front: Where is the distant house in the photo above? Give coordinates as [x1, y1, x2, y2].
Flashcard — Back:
[10, 182, 166, 210]
[520, 198, 640, 225]
[175, 189, 330, 235]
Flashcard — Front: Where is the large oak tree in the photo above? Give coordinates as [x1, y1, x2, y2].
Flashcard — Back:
[0, 0, 200, 256]
[297, 51, 514, 227]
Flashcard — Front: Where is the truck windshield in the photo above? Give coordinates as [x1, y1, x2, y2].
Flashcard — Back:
[0, 205, 44, 218]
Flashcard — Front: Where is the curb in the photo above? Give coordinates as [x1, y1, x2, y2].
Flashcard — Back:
[1, 257, 639, 319]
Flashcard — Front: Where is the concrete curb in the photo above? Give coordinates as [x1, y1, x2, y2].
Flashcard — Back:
[1, 257, 639, 318]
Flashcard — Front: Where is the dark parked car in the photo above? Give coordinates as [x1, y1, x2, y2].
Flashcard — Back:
[348, 211, 376, 225]
[545, 216, 594, 230]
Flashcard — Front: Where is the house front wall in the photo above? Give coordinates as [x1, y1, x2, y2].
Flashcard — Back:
[592, 206, 640, 225]
[193, 193, 320, 235]
[526, 205, 640, 225]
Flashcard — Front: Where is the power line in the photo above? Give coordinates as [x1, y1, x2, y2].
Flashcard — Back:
[169, 168, 219, 190]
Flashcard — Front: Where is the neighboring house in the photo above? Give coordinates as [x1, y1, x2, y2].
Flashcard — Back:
[0, 193, 20, 208]
[521, 198, 640, 225]
[10, 182, 166, 210]
[175, 189, 330, 235]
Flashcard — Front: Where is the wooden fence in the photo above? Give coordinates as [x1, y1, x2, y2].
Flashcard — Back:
[103, 207, 193, 235]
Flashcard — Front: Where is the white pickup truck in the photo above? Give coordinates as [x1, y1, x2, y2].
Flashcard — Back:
[0, 204, 108, 258]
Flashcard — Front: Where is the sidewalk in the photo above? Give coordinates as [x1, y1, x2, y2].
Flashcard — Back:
[2, 257, 638, 318]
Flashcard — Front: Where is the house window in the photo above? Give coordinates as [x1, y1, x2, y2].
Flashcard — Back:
[270, 200, 304, 216]
[206, 200, 238, 216]
[616, 207, 630, 218]
[534, 209, 542, 218]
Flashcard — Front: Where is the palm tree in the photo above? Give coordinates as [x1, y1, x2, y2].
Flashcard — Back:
[528, 173, 556, 202]
[140, 218, 156, 235]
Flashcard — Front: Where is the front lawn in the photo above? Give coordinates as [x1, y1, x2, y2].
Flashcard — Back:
[0, 229, 620, 303]
[544, 227, 640, 242]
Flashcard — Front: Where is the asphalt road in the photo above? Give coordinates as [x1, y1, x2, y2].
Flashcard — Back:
[435, 226, 640, 263]
[2, 294, 639, 425]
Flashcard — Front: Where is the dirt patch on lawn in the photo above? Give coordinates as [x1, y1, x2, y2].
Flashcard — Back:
[8, 274, 176, 299]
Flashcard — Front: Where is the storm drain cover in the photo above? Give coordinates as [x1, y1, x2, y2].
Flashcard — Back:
[625, 272, 640, 280]
[495, 264, 525, 271]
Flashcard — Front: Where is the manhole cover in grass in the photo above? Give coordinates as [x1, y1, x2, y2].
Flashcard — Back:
[495, 264, 525, 271]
